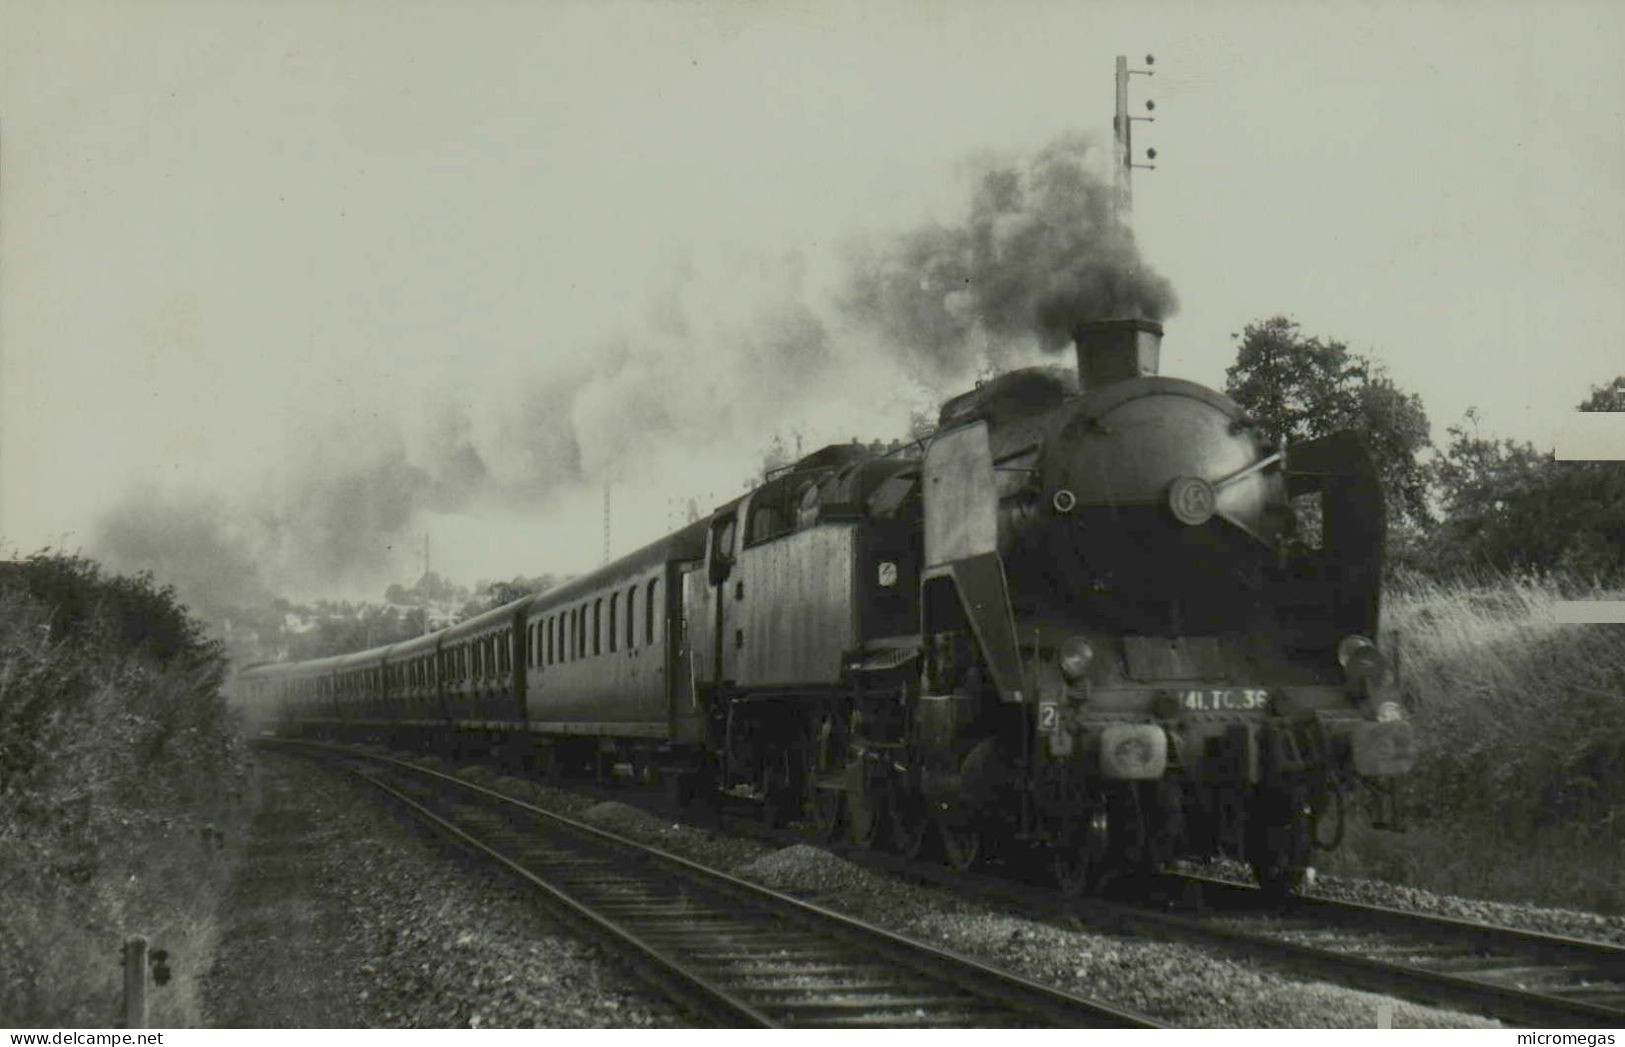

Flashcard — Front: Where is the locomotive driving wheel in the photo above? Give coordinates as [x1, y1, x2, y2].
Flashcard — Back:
[812, 787, 844, 841]
[846, 786, 887, 849]
[1247, 785, 1312, 901]
[1051, 807, 1110, 898]
[938, 818, 982, 872]
[889, 794, 932, 860]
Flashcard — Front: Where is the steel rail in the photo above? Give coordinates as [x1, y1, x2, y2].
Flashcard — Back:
[1155, 873, 1625, 1027]
[293, 743, 1159, 1028]
[354, 769, 778, 1027]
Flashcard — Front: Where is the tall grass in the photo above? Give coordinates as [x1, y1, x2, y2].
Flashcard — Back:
[1323, 570, 1625, 912]
[0, 563, 248, 1026]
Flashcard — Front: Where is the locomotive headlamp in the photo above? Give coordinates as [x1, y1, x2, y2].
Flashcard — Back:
[1373, 700, 1404, 723]
[1337, 635, 1388, 682]
[1059, 636, 1095, 682]
[1100, 724, 1168, 780]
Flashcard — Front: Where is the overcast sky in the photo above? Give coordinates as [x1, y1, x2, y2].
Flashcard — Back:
[2, 0, 1622, 606]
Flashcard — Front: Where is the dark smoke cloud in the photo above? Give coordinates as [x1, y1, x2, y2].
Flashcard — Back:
[92, 487, 278, 622]
[90, 133, 1174, 621]
[842, 133, 1177, 377]
[90, 251, 838, 610]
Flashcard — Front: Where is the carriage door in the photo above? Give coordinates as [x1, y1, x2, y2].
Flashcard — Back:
[706, 507, 742, 684]
[669, 562, 704, 743]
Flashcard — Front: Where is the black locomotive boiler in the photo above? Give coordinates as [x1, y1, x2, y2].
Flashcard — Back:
[238, 317, 1416, 894]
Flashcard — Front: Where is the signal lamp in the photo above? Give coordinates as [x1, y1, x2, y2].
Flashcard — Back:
[1059, 636, 1095, 682]
[1337, 634, 1388, 682]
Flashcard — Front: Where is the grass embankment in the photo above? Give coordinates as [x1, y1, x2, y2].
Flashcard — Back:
[0, 555, 249, 1027]
[1322, 572, 1625, 913]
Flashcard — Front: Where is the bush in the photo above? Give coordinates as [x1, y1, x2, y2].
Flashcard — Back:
[0, 553, 246, 1025]
[1324, 571, 1625, 911]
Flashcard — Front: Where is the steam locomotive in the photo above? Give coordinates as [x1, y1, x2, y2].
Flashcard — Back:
[238, 317, 1416, 894]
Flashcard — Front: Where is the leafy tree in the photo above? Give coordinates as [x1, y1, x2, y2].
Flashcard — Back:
[1225, 317, 1432, 531]
[457, 574, 563, 620]
[1579, 376, 1625, 413]
[1426, 380, 1625, 581]
[384, 570, 467, 608]
[0, 551, 220, 669]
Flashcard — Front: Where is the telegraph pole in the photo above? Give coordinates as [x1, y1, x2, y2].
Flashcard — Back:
[1113, 53, 1158, 223]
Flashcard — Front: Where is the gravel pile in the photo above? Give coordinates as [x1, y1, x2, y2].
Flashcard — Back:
[206, 753, 682, 1028]
[1308, 873, 1625, 947]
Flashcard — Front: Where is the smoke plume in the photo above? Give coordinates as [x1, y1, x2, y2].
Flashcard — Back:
[89, 133, 1175, 622]
[842, 133, 1177, 376]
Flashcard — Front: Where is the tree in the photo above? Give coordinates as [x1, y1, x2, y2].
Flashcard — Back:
[457, 574, 563, 620]
[1426, 377, 1625, 581]
[1225, 317, 1433, 531]
[1579, 376, 1625, 413]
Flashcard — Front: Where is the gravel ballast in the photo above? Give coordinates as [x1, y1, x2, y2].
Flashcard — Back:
[224, 749, 1615, 1027]
[1308, 873, 1625, 947]
[1185, 856, 1625, 948]
[422, 762, 1501, 1028]
[203, 752, 682, 1028]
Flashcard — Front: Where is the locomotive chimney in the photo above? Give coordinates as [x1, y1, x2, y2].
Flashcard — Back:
[1073, 317, 1163, 389]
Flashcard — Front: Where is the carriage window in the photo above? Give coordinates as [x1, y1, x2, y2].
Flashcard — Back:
[593, 598, 602, 656]
[646, 578, 659, 645]
[626, 585, 637, 649]
[609, 593, 618, 653]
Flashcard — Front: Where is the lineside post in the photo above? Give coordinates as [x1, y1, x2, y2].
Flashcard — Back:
[122, 936, 147, 1029]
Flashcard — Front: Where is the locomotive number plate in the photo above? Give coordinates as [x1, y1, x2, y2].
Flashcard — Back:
[1180, 688, 1269, 712]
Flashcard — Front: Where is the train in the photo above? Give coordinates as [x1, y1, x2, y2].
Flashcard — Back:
[237, 317, 1417, 895]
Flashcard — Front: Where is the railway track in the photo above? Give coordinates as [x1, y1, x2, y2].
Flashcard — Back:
[836, 850, 1625, 1028]
[294, 744, 1157, 1029]
[685, 786, 1625, 1028]
[273, 740, 1625, 1027]
[1152, 874, 1625, 1028]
